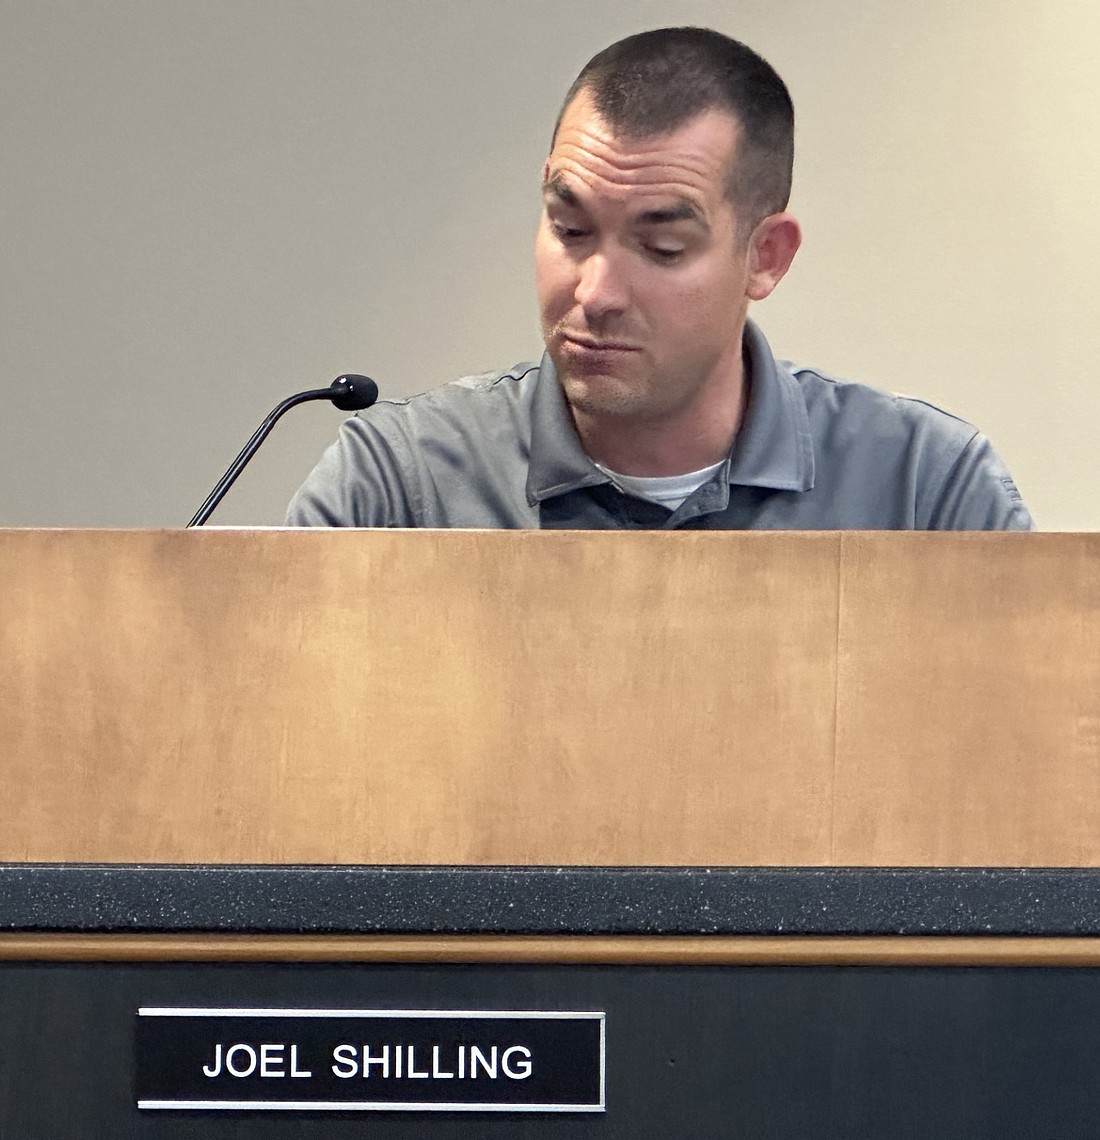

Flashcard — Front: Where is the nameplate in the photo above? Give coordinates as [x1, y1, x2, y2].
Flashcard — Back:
[136, 1007, 605, 1112]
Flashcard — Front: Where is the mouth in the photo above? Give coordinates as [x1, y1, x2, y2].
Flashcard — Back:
[561, 334, 640, 353]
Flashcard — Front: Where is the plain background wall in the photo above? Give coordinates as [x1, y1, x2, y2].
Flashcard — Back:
[2, 0, 1097, 529]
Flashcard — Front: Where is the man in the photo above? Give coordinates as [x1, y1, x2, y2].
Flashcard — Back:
[287, 27, 1032, 530]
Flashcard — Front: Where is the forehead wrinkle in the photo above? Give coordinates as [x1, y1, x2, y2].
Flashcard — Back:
[544, 166, 708, 231]
[543, 164, 714, 234]
[545, 156, 717, 220]
[551, 129, 720, 192]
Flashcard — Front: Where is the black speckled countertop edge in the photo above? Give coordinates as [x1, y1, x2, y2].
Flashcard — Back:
[2, 865, 1100, 936]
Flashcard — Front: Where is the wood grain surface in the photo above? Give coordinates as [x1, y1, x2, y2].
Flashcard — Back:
[2, 529, 1097, 865]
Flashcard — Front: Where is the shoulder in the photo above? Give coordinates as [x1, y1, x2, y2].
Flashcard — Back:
[784, 360, 979, 449]
[285, 360, 542, 527]
[779, 360, 1032, 530]
[348, 360, 543, 469]
[364, 361, 542, 430]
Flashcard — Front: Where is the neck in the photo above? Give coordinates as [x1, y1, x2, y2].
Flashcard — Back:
[572, 356, 748, 478]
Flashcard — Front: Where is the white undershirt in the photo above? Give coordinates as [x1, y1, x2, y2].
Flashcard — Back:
[594, 459, 726, 511]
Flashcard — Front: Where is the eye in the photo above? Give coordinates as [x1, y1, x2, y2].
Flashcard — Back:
[648, 246, 685, 263]
[551, 222, 590, 243]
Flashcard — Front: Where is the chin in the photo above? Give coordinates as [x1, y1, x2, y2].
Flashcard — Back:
[561, 373, 648, 420]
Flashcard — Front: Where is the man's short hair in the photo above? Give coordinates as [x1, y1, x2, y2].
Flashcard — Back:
[554, 27, 794, 232]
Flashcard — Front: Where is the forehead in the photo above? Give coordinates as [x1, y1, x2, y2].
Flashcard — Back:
[546, 90, 739, 209]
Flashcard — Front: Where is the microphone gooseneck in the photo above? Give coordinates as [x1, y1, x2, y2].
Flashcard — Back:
[187, 374, 379, 527]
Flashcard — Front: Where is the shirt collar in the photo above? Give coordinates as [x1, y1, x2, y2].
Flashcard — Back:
[729, 320, 815, 492]
[526, 319, 815, 506]
[525, 355, 607, 506]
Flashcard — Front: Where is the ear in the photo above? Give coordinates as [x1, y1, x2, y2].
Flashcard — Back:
[746, 212, 802, 301]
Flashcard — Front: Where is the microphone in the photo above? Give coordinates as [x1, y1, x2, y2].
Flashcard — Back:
[187, 374, 379, 527]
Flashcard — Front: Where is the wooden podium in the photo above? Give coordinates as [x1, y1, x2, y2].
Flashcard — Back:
[2, 529, 1100, 1138]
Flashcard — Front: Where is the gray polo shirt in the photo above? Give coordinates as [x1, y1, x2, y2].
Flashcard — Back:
[286, 321, 1033, 530]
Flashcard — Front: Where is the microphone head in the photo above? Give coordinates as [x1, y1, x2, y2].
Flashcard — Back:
[329, 373, 379, 412]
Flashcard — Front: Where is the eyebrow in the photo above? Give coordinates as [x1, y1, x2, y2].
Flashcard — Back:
[542, 174, 708, 230]
[542, 174, 580, 207]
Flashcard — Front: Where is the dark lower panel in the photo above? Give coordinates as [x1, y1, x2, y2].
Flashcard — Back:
[1, 959, 1098, 1138]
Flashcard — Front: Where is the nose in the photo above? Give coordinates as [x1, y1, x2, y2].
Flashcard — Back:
[574, 251, 628, 323]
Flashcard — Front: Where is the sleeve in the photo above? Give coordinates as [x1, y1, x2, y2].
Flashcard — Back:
[925, 431, 1035, 531]
[284, 411, 420, 527]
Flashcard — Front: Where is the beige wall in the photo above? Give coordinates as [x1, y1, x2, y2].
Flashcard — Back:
[2, 0, 1096, 528]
